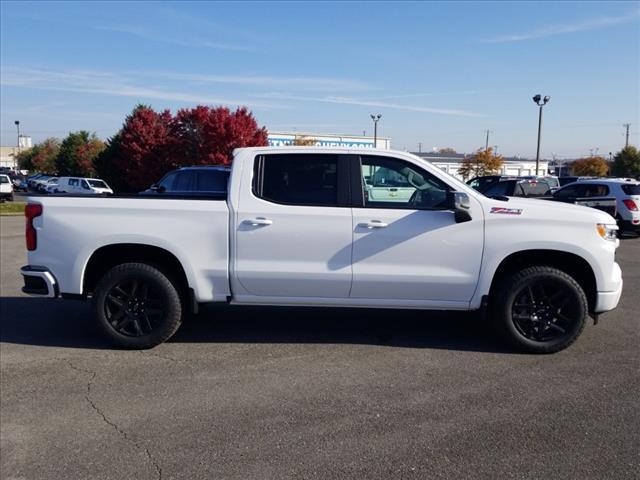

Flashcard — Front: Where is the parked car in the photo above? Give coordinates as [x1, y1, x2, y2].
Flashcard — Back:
[32, 175, 54, 192]
[44, 178, 60, 194]
[480, 178, 552, 198]
[57, 177, 113, 195]
[9, 174, 28, 192]
[0, 174, 14, 201]
[40, 177, 59, 193]
[141, 166, 230, 196]
[552, 179, 640, 234]
[21, 148, 623, 353]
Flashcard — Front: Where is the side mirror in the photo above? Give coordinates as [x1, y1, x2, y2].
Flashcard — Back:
[448, 191, 472, 223]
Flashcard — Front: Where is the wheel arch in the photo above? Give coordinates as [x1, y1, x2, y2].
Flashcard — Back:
[82, 243, 191, 299]
[487, 249, 598, 312]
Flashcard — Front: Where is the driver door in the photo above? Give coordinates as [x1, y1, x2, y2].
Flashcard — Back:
[351, 155, 484, 304]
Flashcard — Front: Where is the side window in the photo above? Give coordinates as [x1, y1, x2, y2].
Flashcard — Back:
[554, 184, 581, 198]
[173, 172, 195, 191]
[81, 180, 90, 189]
[68, 178, 78, 187]
[257, 154, 338, 206]
[583, 184, 609, 197]
[158, 172, 176, 191]
[483, 181, 512, 197]
[360, 155, 450, 209]
[197, 170, 229, 192]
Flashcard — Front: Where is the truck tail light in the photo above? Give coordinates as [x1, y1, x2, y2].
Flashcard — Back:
[622, 199, 638, 211]
[25, 203, 43, 251]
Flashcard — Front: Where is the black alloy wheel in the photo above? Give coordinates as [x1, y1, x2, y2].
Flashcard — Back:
[492, 266, 588, 353]
[92, 263, 183, 349]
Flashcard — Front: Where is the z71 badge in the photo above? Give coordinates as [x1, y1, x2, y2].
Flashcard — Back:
[490, 207, 523, 215]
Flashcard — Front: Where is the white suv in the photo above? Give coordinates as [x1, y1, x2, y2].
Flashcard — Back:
[554, 179, 640, 234]
[0, 174, 14, 201]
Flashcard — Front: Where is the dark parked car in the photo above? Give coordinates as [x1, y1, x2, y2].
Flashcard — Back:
[481, 178, 552, 198]
[141, 166, 230, 197]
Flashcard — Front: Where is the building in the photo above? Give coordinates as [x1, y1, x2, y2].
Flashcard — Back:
[0, 146, 19, 170]
[1, 136, 32, 170]
[411, 151, 550, 180]
[267, 131, 391, 149]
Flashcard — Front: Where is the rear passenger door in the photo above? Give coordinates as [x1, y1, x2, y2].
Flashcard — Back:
[234, 154, 353, 299]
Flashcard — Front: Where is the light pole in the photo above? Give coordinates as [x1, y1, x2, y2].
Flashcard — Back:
[370, 114, 381, 148]
[532, 94, 550, 175]
[14, 120, 21, 153]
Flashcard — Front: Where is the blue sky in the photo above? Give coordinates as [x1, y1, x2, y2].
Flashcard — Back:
[1, 0, 638, 158]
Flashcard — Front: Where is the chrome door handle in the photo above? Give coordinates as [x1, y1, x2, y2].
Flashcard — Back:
[360, 220, 388, 229]
[244, 217, 273, 226]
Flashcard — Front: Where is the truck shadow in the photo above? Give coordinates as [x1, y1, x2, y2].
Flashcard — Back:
[0, 297, 511, 353]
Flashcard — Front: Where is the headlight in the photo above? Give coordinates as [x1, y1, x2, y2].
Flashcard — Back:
[596, 223, 618, 241]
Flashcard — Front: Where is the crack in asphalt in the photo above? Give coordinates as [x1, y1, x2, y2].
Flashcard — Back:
[67, 361, 163, 480]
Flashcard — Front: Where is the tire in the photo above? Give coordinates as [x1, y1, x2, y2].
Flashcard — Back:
[8, 194, 13, 201]
[491, 266, 588, 354]
[92, 262, 183, 349]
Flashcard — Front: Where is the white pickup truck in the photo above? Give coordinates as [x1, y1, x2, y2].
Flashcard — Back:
[21, 147, 623, 353]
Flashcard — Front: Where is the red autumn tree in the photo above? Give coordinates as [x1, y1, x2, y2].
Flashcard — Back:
[96, 104, 268, 192]
[171, 106, 268, 166]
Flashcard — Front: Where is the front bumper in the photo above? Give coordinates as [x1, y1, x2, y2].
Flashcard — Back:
[20, 266, 59, 298]
[594, 262, 623, 313]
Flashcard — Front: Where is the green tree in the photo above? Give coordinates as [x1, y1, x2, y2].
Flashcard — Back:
[56, 131, 105, 176]
[571, 156, 609, 177]
[610, 146, 640, 178]
[457, 147, 504, 180]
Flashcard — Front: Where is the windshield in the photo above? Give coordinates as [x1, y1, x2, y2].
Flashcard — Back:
[88, 179, 108, 188]
[0, 176, 9, 184]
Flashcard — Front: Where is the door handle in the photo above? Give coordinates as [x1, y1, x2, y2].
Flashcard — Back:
[243, 217, 273, 226]
[359, 220, 388, 229]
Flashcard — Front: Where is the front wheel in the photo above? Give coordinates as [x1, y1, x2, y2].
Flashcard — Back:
[491, 266, 588, 354]
[92, 263, 183, 349]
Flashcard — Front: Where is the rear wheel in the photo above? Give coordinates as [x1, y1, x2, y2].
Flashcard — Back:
[92, 263, 183, 349]
[492, 266, 588, 353]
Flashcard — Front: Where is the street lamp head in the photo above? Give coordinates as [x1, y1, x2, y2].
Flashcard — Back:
[532, 94, 541, 104]
[543, 95, 550, 104]
[14, 120, 20, 126]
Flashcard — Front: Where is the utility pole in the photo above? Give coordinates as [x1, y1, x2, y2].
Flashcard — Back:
[494, 145, 498, 156]
[485, 130, 491, 151]
[623, 123, 630, 147]
[418, 142, 422, 153]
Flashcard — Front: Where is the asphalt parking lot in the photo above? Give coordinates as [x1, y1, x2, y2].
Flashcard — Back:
[1, 216, 638, 480]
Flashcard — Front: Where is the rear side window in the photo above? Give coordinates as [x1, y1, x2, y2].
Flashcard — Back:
[0, 176, 8, 184]
[621, 184, 640, 195]
[68, 178, 79, 186]
[197, 170, 229, 192]
[173, 171, 196, 191]
[554, 184, 583, 198]
[256, 154, 338, 206]
[483, 181, 513, 197]
[582, 184, 609, 197]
